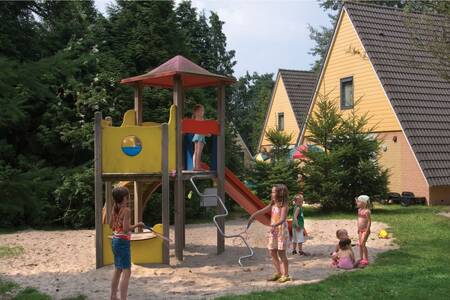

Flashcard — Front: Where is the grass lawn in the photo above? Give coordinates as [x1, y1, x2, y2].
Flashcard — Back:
[220, 205, 450, 299]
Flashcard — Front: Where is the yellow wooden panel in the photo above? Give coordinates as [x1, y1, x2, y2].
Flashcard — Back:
[102, 224, 164, 265]
[102, 105, 176, 173]
[121, 110, 136, 127]
[305, 10, 401, 137]
[261, 78, 299, 149]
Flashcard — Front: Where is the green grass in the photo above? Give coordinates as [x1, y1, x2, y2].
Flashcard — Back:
[0, 278, 86, 300]
[220, 205, 450, 300]
[0, 245, 24, 258]
[0, 279, 18, 294]
[13, 287, 51, 300]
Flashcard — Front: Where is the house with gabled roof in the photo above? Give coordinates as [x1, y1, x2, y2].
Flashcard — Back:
[258, 69, 317, 151]
[300, 2, 450, 205]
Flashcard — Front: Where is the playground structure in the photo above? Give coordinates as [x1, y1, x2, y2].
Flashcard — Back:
[94, 55, 270, 268]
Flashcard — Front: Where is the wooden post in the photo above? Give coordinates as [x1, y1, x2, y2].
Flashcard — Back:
[105, 182, 112, 224]
[173, 75, 184, 261]
[161, 123, 170, 264]
[217, 85, 225, 254]
[134, 84, 143, 125]
[134, 84, 144, 232]
[133, 182, 143, 232]
[181, 85, 186, 249]
[94, 112, 104, 268]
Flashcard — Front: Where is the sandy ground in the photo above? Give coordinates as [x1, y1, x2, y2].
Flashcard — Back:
[438, 212, 450, 219]
[0, 219, 397, 299]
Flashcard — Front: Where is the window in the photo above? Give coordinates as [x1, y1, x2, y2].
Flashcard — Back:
[340, 76, 354, 109]
[277, 112, 284, 131]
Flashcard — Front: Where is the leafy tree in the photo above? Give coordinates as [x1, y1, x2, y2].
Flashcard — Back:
[301, 95, 389, 211]
[228, 72, 274, 153]
[0, 0, 242, 228]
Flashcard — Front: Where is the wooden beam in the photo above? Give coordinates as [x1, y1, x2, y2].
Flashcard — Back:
[134, 182, 143, 232]
[134, 84, 144, 233]
[134, 84, 143, 125]
[105, 182, 112, 224]
[161, 123, 170, 264]
[216, 85, 226, 254]
[94, 112, 104, 268]
[173, 75, 185, 261]
[102, 173, 162, 181]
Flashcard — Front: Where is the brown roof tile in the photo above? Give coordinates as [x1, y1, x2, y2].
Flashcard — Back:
[279, 69, 318, 132]
[345, 2, 450, 186]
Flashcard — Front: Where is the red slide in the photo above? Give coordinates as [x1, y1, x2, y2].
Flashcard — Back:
[225, 168, 271, 226]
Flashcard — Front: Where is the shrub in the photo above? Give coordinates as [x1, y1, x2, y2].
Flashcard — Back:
[53, 165, 94, 228]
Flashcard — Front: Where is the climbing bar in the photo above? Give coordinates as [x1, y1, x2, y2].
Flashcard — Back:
[189, 175, 254, 267]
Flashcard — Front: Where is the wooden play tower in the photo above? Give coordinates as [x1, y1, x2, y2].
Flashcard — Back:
[94, 55, 235, 268]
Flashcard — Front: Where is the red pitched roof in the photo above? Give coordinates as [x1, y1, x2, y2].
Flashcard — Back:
[121, 55, 235, 88]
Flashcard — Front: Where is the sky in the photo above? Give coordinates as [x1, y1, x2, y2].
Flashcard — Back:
[94, 0, 331, 78]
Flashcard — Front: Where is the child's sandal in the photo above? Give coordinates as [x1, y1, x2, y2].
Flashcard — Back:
[358, 259, 369, 267]
[277, 275, 291, 283]
[267, 273, 281, 281]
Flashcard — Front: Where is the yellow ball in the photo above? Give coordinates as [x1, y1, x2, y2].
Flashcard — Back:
[378, 229, 389, 239]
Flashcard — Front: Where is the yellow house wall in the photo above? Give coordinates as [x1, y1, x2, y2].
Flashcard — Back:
[302, 10, 432, 200]
[378, 131, 402, 193]
[260, 77, 299, 150]
[305, 10, 401, 136]
[378, 131, 429, 200]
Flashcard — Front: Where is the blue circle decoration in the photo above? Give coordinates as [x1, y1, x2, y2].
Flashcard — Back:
[121, 135, 142, 156]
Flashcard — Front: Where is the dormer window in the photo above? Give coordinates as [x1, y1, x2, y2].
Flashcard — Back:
[277, 112, 284, 131]
[340, 76, 354, 109]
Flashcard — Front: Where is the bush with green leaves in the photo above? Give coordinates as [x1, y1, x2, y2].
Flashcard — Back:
[53, 165, 94, 228]
[301, 94, 389, 211]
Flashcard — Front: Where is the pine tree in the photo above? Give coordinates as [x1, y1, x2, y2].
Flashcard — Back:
[301, 95, 388, 210]
[249, 130, 300, 202]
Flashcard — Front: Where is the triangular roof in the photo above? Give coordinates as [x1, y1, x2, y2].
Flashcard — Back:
[258, 69, 317, 150]
[279, 69, 317, 130]
[345, 2, 450, 186]
[121, 55, 235, 88]
[304, 2, 450, 186]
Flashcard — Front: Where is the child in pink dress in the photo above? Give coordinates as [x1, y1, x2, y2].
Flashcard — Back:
[336, 238, 355, 270]
[248, 184, 290, 283]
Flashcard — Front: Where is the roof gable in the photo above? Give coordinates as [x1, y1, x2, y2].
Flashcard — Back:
[279, 69, 317, 131]
[345, 2, 450, 186]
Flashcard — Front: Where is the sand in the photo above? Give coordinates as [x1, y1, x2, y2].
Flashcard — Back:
[438, 212, 450, 219]
[0, 219, 397, 299]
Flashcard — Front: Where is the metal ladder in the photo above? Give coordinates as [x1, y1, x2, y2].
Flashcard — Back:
[189, 175, 254, 267]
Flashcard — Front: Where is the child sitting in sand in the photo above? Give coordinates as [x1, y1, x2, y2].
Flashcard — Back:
[192, 104, 207, 171]
[248, 184, 291, 283]
[335, 238, 355, 269]
[356, 195, 371, 267]
[109, 186, 144, 300]
[331, 229, 349, 265]
[291, 194, 306, 256]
